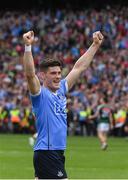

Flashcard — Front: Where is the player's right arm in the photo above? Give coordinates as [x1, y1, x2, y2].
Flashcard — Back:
[23, 31, 41, 95]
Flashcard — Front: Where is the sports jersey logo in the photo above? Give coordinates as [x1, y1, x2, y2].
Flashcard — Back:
[57, 93, 65, 100]
[57, 170, 63, 177]
[54, 102, 66, 115]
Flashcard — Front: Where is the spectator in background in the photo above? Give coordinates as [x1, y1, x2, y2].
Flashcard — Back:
[113, 102, 127, 137]
[77, 102, 91, 136]
[0, 7, 127, 136]
[66, 98, 75, 136]
[124, 112, 128, 139]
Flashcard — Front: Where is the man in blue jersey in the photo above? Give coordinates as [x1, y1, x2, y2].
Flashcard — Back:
[22, 30, 104, 179]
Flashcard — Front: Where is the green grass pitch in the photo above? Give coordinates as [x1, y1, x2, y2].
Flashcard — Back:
[0, 134, 128, 179]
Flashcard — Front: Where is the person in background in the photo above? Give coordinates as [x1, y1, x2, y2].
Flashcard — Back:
[29, 132, 38, 147]
[89, 97, 113, 150]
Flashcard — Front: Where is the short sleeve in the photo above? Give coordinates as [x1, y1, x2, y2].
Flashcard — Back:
[29, 87, 42, 109]
[60, 79, 68, 95]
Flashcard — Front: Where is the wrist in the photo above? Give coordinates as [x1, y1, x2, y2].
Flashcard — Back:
[25, 44, 31, 52]
[92, 42, 101, 49]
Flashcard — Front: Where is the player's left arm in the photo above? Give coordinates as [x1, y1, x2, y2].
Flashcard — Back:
[66, 31, 104, 90]
[109, 111, 114, 129]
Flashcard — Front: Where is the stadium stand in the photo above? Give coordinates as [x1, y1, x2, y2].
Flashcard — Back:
[0, 0, 128, 136]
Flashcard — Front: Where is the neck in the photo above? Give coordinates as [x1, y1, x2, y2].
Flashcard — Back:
[43, 84, 57, 93]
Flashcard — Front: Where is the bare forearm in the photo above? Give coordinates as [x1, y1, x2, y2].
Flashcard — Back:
[22, 31, 41, 94]
[65, 31, 103, 90]
[74, 43, 100, 72]
[23, 52, 36, 77]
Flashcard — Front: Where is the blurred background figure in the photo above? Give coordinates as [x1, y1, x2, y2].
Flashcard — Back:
[29, 132, 38, 147]
[89, 97, 113, 150]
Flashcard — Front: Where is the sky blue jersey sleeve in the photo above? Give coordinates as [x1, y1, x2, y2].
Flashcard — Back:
[60, 78, 68, 95]
[29, 87, 42, 110]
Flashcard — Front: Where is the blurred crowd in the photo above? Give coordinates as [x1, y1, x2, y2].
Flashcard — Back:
[0, 5, 128, 136]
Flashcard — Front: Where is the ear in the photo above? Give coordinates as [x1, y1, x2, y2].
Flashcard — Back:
[39, 71, 46, 81]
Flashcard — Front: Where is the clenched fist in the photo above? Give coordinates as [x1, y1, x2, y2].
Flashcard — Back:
[23, 31, 34, 46]
[93, 31, 104, 46]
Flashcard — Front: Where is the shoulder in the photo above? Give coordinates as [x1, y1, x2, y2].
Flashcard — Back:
[60, 79, 68, 93]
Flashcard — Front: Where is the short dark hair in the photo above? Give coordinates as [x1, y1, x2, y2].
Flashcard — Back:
[39, 57, 63, 71]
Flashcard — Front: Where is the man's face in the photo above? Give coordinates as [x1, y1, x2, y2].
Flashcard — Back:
[42, 66, 62, 92]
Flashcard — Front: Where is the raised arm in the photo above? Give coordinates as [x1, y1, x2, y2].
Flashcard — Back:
[23, 31, 41, 95]
[66, 31, 104, 90]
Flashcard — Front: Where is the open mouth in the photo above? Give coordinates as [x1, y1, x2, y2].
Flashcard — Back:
[53, 81, 60, 86]
[53, 80, 60, 83]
